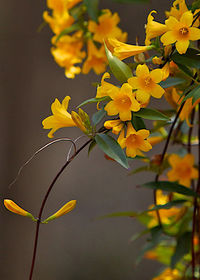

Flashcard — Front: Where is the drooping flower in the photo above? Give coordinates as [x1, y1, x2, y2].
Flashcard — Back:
[152, 268, 181, 280]
[104, 119, 124, 135]
[165, 0, 188, 20]
[88, 9, 127, 44]
[167, 153, 198, 187]
[145, 11, 168, 46]
[43, 200, 76, 223]
[82, 40, 107, 75]
[128, 64, 165, 104]
[96, 72, 117, 98]
[4, 199, 36, 221]
[108, 38, 153, 60]
[42, 96, 76, 138]
[161, 11, 200, 54]
[104, 83, 141, 121]
[118, 122, 152, 158]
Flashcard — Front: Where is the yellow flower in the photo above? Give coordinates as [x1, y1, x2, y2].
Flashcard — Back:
[145, 11, 168, 46]
[43, 200, 76, 223]
[88, 9, 126, 43]
[4, 199, 36, 221]
[46, 0, 82, 14]
[148, 135, 164, 146]
[166, 0, 188, 20]
[167, 153, 198, 187]
[148, 190, 183, 228]
[51, 31, 85, 78]
[108, 38, 153, 60]
[118, 122, 152, 158]
[104, 119, 124, 135]
[128, 64, 165, 104]
[104, 83, 141, 121]
[161, 11, 200, 54]
[82, 40, 107, 75]
[153, 268, 180, 280]
[96, 72, 118, 98]
[42, 96, 76, 138]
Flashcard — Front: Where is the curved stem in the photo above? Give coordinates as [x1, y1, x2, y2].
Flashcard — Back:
[29, 138, 92, 280]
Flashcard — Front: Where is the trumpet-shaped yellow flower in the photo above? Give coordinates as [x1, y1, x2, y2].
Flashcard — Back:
[104, 119, 124, 135]
[88, 9, 126, 43]
[104, 83, 141, 121]
[96, 72, 118, 98]
[167, 153, 198, 187]
[43, 200, 76, 223]
[118, 122, 152, 158]
[128, 64, 165, 104]
[82, 40, 107, 75]
[166, 0, 188, 20]
[161, 11, 200, 54]
[42, 96, 76, 138]
[4, 199, 36, 221]
[46, 0, 82, 14]
[108, 38, 153, 60]
[145, 11, 168, 46]
[153, 268, 180, 280]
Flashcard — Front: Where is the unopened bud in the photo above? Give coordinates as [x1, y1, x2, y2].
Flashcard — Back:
[71, 111, 87, 133]
[4, 199, 36, 221]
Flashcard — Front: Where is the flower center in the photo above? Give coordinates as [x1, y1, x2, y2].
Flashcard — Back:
[144, 76, 152, 86]
[139, 75, 154, 91]
[175, 164, 191, 178]
[179, 27, 189, 36]
[115, 95, 131, 110]
[126, 134, 142, 148]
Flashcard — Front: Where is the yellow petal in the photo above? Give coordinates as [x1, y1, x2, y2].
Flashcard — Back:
[137, 129, 150, 139]
[151, 84, 165, 99]
[165, 16, 179, 29]
[128, 77, 140, 89]
[136, 64, 149, 77]
[104, 101, 118, 116]
[180, 11, 193, 27]
[139, 140, 152, 152]
[150, 69, 163, 83]
[189, 27, 200, 41]
[175, 40, 189, 54]
[119, 110, 132, 121]
[136, 89, 150, 104]
[161, 31, 177, 45]
[118, 129, 126, 148]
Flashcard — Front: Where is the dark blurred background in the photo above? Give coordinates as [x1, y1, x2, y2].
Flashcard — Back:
[1, 1, 171, 279]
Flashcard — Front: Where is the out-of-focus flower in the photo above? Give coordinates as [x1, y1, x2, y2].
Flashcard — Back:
[43, 200, 76, 223]
[108, 38, 153, 60]
[128, 64, 165, 104]
[82, 40, 107, 75]
[88, 9, 127, 44]
[118, 122, 152, 158]
[166, 0, 188, 20]
[148, 135, 164, 146]
[152, 268, 181, 280]
[167, 153, 198, 187]
[104, 119, 124, 135]
[104, 83, 140, 121]
[4, 199, 36, 221]
[161, 11, 200, 54]
[145, 11, 168, 46]
[42, 96, 76, 138]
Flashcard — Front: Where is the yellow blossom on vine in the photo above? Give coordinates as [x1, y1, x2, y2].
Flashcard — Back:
[167, 154, 198, 187]
[46, 0, 82, 14]
[104, 83, 140, 121]
[42, 96, 76, 138]
[4, 200, 36, 221]
[118, 122, 152, 158]
[166, 0, 188, 20]
[108, 38, 153, 60]
[148, 190, 183, 228]
[88, 9, 127, 44]
[104, 119, 124, 135]
[82, 40, 107, 75]
[145, 11, 168, 46]
[51, 31, 85, 78]
[161, 11, 200, 54]
[96, 72, 117, 98]
[128, 64, 165, 104]
[152, 268, 180, 280]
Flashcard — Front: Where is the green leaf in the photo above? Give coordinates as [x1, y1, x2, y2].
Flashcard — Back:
[133, 108, 170, 121]
[182, 84, 200, 105]
[88, 140, 96, 156]
[92, 108, 106, 125]
[172, 48, 200, 69]
[146, 200, 187, 213]
[104, 42, 133, 83]
[55, 23, 81, 43]
[128, 165, 149, 175]
[95, 134, 129, 169]
[142, 181, 199, 197]
[84, 0, 99, 21]
[159, 77, 186, 89]
[131, 115, 146, 130]
[129, 228, 150, 242]
[171, 232, 192, 268]
[77, 96, 110, 108]
[175, 63, 194, 79]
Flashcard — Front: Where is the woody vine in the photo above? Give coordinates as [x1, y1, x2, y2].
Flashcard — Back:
[4, 0, 200, 279]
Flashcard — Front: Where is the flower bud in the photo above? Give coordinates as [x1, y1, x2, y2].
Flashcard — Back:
[71, 111, 87, 133]
[42, 200, 76, 223]
[4, 199, 36, 221]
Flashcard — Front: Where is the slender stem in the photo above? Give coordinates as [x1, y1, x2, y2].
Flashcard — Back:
[29, 138, 92, 280]
[188, 109, 195, 154]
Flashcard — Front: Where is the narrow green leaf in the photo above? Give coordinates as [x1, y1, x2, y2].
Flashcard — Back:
[104, 42, 133, 83]
[92, 108, 106, 125]
[182, 84, 200, 105]
[55, 23, 81, 43]
[146, 200, 187, 213]
[77, 96, 110, 108]
[133, 108, 170, 121]
[95, 134, 129, 169]
[88, 140, 96, 156]
[131, 115, 146, 130]
[84, 0, 99, 21]
[171, 232, 192, 268]
[172, 48, 200, 68]
[175, 63, 194, 78]
[129, 228, 150, 242]
[128, 165, 149, 175]
[142, 181, 199, 197]
[159, 77, 186, 89]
